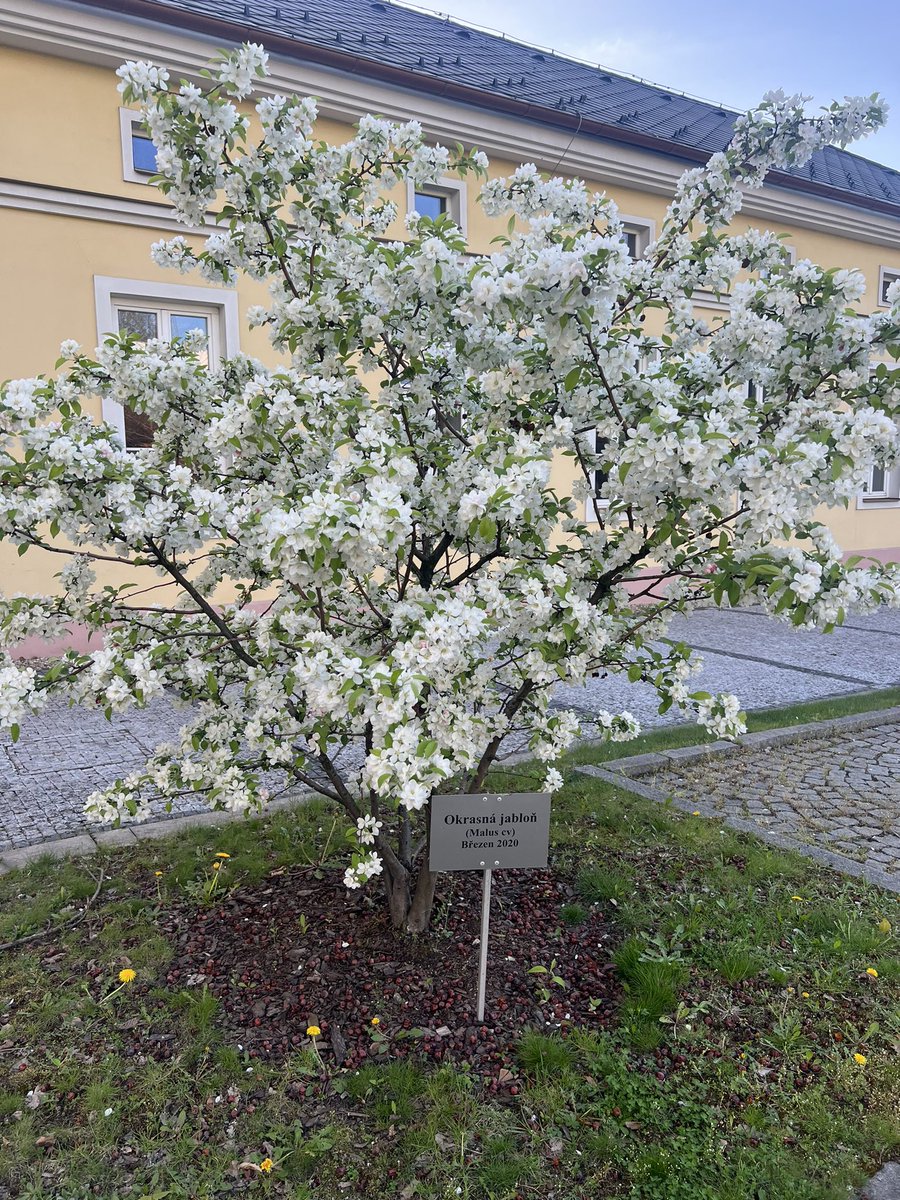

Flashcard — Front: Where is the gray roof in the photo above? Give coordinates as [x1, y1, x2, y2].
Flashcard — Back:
[89, 0, 900, 217]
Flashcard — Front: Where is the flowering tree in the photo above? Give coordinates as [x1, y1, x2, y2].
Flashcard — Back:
[1, 47, 898, 932]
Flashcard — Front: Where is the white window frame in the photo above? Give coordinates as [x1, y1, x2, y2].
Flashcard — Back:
[877, 266, 900, 308]
[784, 244, 798, 265]
[619, 215, 655, 260]
[119, 107, 159, 185]
[406, 176, 468, 237]
[857, 462, 900, 509]
[94, 276, 240, 445]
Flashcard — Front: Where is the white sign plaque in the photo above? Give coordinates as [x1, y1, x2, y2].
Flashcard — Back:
[429, 793, 551, 872]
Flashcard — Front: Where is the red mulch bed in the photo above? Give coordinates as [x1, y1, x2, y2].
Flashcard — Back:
[159, 865, 621, 1080]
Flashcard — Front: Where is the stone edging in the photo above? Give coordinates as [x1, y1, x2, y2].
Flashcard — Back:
[2, 706, 899, 883]
[0, 789, 312, 875]
[574, 705, 900, 895]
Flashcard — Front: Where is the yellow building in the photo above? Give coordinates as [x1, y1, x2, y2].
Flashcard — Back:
[1, 0, 899, 646]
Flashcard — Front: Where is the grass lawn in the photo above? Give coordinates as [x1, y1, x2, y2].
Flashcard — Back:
[563, 684, 900, 766]
[0, 749, 897, 1198]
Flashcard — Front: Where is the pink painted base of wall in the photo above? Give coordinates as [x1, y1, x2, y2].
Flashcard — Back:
[7, 550, 899, 658]
[13, 626, 105, 660]
[853, 547, 900, 565]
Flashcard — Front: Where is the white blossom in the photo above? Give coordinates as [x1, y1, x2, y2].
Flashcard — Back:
[0, 50, 897, 925]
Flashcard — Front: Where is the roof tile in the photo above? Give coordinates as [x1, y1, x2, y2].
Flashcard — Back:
[117, 0, 900, 216]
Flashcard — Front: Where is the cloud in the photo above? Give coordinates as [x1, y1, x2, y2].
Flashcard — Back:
[570, 36, 665, 74]
[565, 32, 702, 85]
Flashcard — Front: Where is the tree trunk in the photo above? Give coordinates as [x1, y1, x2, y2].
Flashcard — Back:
[405, 865, 438, 934]
[382, 855, 411, 929]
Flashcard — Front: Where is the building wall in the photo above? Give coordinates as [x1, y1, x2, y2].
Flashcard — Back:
[1, 34, 898, 622]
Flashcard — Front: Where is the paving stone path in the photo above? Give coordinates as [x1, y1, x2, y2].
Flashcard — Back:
[577, 707, 900, 892]
[1, 605, 898, 858]
[645, 718, 900, 888]
[0, 698, 208, 851]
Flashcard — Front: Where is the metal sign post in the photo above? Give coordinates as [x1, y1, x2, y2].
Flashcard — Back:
[476, 868, 492, 1022]
[430, 792, 551, 1022]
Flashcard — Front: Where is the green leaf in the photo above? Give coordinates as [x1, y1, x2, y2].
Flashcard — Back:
[564, 366, 582, 392]
[477, 515, 496, 542]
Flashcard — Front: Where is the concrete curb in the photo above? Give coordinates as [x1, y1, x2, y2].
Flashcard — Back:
[0, 789, 312, 875]
[859, 1162, 900, 1199]
[575, 706, 900, 895]
[2, 705, 899, 881]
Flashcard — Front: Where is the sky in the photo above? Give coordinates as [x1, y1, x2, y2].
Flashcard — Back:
[400, 0, 900, 170]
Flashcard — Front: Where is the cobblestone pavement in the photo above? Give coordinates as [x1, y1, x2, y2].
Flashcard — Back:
[642, 717, 900, 888]
[554, 605, 900, 727]
[1, 604, 899, 852]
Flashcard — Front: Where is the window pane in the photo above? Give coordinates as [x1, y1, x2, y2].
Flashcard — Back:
[594, 433, 610, 492]
[116, 311, 158, 448]
[624, 230, 639, 259]
[414, 192, 447, 220]
[871, 465, 887, 493]
[131, 133, 157, 174]
[171, 313, 210, 366]
[117, 309, 158, 342]
[170, 313, 209, 341]
[123, 406, 156, 449]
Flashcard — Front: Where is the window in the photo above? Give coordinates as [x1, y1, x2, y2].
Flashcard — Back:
[620, 217, 655, 260]
[119, 108, 157, 184]
[94, 277, 240, 448]
[413, 191, 447, 221]
[406, 177, 467, 236]
[584, 433, 611, 521]
[583, 346, 659, 522]
[114, 305, 215, 448]
[878, 267, 900, 307]
[866, 465, 888, 497]
[759, 244, 797, 278]
[860, 463, 900, 505]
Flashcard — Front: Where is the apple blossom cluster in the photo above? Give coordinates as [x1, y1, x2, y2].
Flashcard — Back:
[344, 852, 383, 891]
[1, 47, 899, 928]
[0, 662, 45, 735]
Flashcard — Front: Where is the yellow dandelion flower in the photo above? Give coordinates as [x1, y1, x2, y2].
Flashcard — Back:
[211, 862, 221, 871]
[216, 852, 231, 859]
[853, 1053, 867, 1066]
[802, 992, 810, 998]
[154, 870, 163, 877]
[259, 1157, 274, 1173]
[371, 1016, 380, 1026]
[692, 810, 700, 816]
[866, 968, 878, 978]
[118, 968, 136, 984]
[306, 1025, 321, 1038]
[790, 896, 804, 902]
